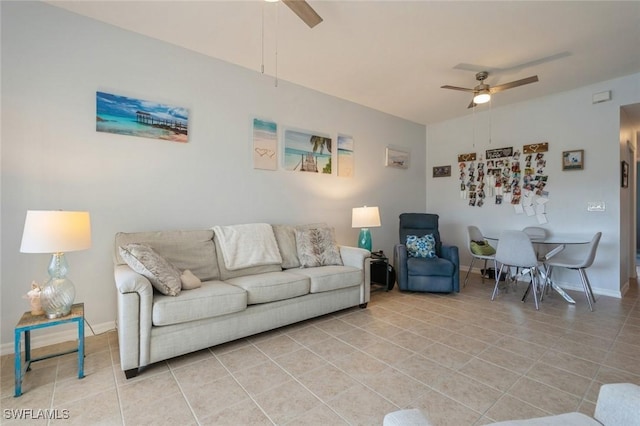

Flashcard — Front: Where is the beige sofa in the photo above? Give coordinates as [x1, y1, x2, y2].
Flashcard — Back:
[383, 383, 640, 426]
[113, 225, 371, 379]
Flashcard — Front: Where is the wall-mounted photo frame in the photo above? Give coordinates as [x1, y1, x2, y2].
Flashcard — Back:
[621, 160, 629, 188]
[385, 147, 409, 169]
[433, 165, 451, 177]
[562, 149, 584, 170]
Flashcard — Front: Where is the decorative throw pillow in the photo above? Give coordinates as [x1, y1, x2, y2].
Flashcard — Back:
[470, 240, 496, 256]
[295, 227, 343, 268]
[119, 243, 182, 296]
[406, 234, 437, 259]
[180, 269, 202, 290]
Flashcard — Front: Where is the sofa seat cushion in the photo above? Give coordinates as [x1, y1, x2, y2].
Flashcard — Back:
[407, 256, 455, 277]
[152, 280, 247, 326]
[225, 271, 310, 304]
[284, 266, 361, 293]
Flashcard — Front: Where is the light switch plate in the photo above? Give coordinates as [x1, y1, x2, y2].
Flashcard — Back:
[587, 201, 606, 212]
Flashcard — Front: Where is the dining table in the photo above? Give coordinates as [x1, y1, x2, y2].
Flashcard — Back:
[485, 233, 593, 304]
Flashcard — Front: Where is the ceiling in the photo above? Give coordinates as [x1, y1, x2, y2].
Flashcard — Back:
[47, 0, 640, 126]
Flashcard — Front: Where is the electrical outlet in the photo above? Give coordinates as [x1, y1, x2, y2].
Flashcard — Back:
[587, 201, 606, 212]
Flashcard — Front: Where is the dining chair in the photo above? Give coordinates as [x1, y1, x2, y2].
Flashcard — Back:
[464, 226, 496, 287]
[543, 232, 601, 311]
[523, 226, 549, 260]
[492, 230, 543, 310]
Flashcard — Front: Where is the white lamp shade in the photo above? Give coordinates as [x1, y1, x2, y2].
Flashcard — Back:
[352, 206, 381, 228]
[20, 210, 92, 253]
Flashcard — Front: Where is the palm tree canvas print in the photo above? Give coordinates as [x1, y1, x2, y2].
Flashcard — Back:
[284, 129, 332, 174]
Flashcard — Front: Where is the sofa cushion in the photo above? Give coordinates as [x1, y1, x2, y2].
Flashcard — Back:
[115, 230, 219, 281]
[295, 227, 343, 267]
[152, 280, 247, 326]
[180, 269, 202, 290]
[119, 244, 182, 296]
[407, 256, 455, 277]
[225, 271, 310, 304]
[272, 223, 329, 269]
[284, 266, 361, 293]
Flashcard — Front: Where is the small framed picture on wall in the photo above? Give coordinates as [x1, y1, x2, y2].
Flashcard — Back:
[621, 160, 629, 188]
[562, 149, 584, 170]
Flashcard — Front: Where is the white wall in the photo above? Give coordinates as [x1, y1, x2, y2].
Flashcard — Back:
[0, 2, 426, 350]
[426, 73, 640, 298]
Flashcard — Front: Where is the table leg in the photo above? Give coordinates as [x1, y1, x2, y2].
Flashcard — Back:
[539, 267, 576, 304]
[14, 330, 21, 397]
[551, 282, 576, 304]
[25, 330, 31, 371]
[78, 318, 85, 379]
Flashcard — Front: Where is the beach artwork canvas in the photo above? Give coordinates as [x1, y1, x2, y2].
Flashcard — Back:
[252, 118, 278, 170]
[385, 147, 409, 169]
[284, 129, 332, 174]
[337, 134, 354, 177]
[96, 91, 188, 143]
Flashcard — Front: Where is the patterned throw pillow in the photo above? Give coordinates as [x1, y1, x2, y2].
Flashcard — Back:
[119, 243, 182, 296]
[406, 234, 437, 258]
[295, 228, 343, 268]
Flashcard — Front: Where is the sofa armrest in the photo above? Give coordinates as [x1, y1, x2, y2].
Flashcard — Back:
[114, 265, 155, 372]
[594, 383, 640, 426]
[339, 245, 371, 305]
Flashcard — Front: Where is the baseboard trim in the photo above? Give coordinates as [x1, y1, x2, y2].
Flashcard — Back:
[1, 320, 116, 356]
[465, 265, 623, 299]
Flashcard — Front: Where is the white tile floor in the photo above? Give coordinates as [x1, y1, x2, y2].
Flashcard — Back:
[1, 274, 639, 425]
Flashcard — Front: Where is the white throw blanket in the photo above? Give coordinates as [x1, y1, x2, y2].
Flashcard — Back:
[212, 223, 283, 271]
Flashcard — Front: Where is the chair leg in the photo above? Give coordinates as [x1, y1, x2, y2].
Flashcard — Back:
[481, 259, 488, 283]
[530, 268, 540, 310]
[578, 268, 595, 311]
[464, 257, 476, 287]
[491, 264, 505, 301]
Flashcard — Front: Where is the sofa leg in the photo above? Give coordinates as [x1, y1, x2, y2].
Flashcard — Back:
[124, 368, 138, 379]
[359, 303, 368, 308]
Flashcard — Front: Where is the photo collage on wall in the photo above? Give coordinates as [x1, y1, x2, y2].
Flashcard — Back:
[458, 143, 549, 209]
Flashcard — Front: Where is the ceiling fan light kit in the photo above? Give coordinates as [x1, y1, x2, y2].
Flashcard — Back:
[442, 71, 539, 109]
[473, 90, 491, 104]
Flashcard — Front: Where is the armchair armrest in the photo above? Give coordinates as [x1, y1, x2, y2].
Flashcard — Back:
[594, 383, 640, 426]
[394, 244, 409, 290]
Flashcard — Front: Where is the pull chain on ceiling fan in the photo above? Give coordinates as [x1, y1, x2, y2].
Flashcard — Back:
[442, 71, 539, 109]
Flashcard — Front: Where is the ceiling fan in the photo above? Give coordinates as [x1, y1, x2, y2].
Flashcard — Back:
[281, 0, 323, 28]
[441, 71, 539, 108]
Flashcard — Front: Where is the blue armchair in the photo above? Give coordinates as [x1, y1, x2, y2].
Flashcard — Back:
[393, 213, 460, 293]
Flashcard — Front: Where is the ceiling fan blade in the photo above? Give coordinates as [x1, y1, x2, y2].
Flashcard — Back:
[467, 100, 477, 109]
[441, 85, 474, 93]
[490, 75, 539, 93]
[282, 0, 323, 28]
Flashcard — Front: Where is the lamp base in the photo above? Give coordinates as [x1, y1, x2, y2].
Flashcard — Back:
[40, 253, 75, 319]
[41, 277, 75, 318]
[358, 228, 372, 252]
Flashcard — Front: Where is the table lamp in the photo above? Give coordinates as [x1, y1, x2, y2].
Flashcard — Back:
[20, 210, 92, 318]
[351, 206, 381, 251]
